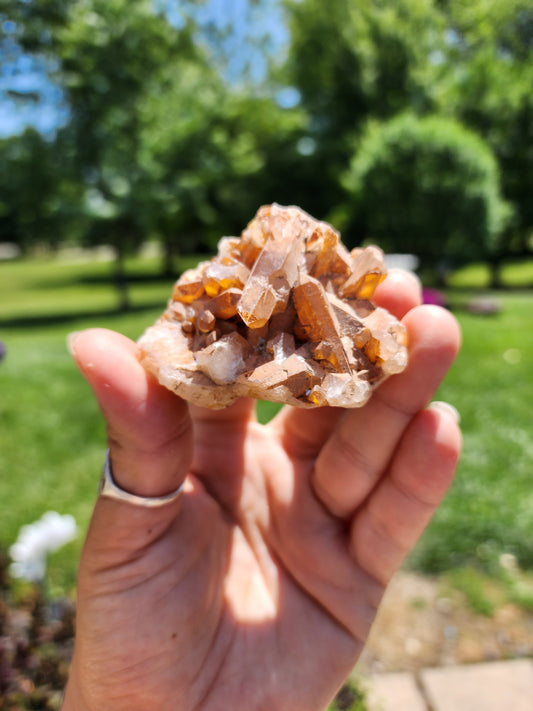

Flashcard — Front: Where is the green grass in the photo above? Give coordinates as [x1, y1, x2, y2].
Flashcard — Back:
[0, 253, 179, 593]
[0, 252, 189, 323]
[1, 253, 533, 597]
[447, 257, 533, 289]
[442, 567, 497, 617]
[441, 563, 533, 617]
[409, 288, 533, 574]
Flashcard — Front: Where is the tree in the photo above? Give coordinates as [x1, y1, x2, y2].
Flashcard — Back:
[281, 0, 444, 218]
[6, 0, 212, 306]
[343, 114, 509, 282]
[4, 0, 305, 297]
[0, 128, 83, 252]
[437, 0, 533, 280]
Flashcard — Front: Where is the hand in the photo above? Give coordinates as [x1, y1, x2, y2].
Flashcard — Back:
[63, 271, 461, 711]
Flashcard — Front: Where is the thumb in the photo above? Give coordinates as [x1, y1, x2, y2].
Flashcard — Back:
[69, 328, 192, 500]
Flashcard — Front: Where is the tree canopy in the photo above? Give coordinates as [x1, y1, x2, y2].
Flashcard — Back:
[0, 0, 530, 295]
[436, 0, 533, 258]
[343, 114, 509, 277]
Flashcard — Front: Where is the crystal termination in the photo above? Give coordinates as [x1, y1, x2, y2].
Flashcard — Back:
[138, 204, 408, 409]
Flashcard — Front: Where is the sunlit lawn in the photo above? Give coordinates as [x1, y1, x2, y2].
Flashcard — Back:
[410, 287, 533, 573]
[1, 253, 532, 597]
[447, 256, 533, 289]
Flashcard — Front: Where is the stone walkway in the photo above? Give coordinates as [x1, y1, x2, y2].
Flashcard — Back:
[363, 659, 533, 710]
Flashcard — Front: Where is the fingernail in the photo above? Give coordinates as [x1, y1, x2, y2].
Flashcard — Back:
[428, 401, 460, 424]
[67, 331, 81, 357]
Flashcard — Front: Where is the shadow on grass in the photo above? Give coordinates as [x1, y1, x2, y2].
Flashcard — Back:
[28, 270, 178, 292]
[80, 271, 181, 285]
[0, 301, 166, 330]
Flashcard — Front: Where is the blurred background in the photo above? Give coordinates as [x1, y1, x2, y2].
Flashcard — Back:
[0, 0, 532, 705]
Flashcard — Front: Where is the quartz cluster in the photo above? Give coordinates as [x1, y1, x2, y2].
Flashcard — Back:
[138, 204, 408, 409]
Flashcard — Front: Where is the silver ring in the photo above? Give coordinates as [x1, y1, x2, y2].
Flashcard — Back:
[98, 449, 185, 507]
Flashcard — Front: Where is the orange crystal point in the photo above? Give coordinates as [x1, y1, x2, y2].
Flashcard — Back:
[306, 224, 352, 285]
[138, 204, 408, 409]
[172, 270, 206, 303]
[205, 288, 241, 320]
[203, 260, 249, 297]
[292, 273, 351, 373]
[341, 246, 387, 300]
[237, 206, 307, 328]
[236, 283, 276, 329]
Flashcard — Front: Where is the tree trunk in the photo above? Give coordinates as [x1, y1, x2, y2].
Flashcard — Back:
[488, 252, 504, 289]
[114, 245, 131, 311]
[161, 237, 178, 279]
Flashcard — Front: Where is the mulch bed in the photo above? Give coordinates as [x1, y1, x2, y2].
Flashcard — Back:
[0, 549, 74, 710]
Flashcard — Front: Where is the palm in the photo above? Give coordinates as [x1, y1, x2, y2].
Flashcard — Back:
[189, 409, 370, 709]
[77, 413, 363, 710]
[65, 271, 461, 711]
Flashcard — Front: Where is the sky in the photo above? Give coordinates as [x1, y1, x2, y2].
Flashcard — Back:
[0, 0, 289, 139]
[0, 16, 67, 138]
[0, 45, 69, 138]
[161, 0, 288, 80]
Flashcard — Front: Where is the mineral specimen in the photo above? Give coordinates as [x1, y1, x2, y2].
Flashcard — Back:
[138, 204, 408, 409]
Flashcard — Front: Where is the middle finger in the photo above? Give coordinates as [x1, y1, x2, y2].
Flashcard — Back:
[271, 269, 422, 459]
[312, 305, 460, 519]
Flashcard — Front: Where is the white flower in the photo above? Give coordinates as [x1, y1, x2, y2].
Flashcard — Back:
[9, 511, 77, 583]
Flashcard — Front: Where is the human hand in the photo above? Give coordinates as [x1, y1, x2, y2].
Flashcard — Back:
[63, 271, 461, 711]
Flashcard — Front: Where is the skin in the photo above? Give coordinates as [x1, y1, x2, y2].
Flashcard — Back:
[62, 270, 461, 711]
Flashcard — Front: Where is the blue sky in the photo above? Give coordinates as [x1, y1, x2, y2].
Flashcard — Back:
[0, 0, 289, 139]
[160, 0, 288, 81]
[0, 16, 69, 138]
[0, 50, 69, 138]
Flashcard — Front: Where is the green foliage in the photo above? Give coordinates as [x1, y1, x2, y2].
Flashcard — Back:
[137, 60, 307, 253]
[438, 0, 533, 253]
[53, 0, 198, 262]
[444, 567, 496, 617]
[284, 0, 441, 134]
[282, 0, 445, 216]
[442, 562, 533, 616]
[3, 0, 310, 273]
[283, 0, 533, 265]
[2, 0, 533, 284]
[498, 567, 533, 612]
[343, 114, 509, 272]
[0, 128, 83, 251]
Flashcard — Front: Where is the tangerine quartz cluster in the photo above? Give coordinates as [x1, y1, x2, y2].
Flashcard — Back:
[138, 204, 408, 409]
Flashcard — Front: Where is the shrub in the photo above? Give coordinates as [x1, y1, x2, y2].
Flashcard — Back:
[343, 113, 510, 278]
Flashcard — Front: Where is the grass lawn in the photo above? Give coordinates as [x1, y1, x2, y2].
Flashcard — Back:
[410, 287, 533, 574]
[1, 253, 533, 597]
[447, 257, 533, 290]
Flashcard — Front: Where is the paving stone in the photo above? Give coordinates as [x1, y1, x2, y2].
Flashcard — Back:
[366, 672, 428, 711]
[420, 659, 533, 711]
